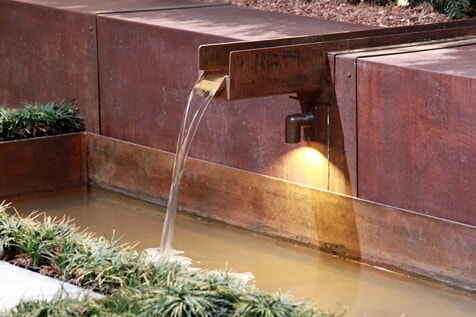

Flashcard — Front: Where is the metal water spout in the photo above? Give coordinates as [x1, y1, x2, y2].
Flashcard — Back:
[198, 19, 476, 142]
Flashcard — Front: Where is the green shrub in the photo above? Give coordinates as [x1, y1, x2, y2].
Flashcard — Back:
[0, 100, 84, 141]
[414, 0, 475, 19]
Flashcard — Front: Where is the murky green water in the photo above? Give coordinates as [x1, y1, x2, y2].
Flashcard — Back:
[8, 186, 476, 317]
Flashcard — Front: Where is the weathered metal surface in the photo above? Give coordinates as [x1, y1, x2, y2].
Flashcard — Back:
[226, 44, 331, 99]
[200, 19, 476, 71]
[97, 15, 218, 153]
[201, 19, 476, 100]
[7, 0, 226, 14]
[0, 0, 227, 133]
[328, 53, 356, 195]
[329, 37, 476, 196]
[0, 0, 99, 131]
[85, 133, 476, 291]
[0, 134, 84, 198]
[357, 44, 476, 226]
[96, 6, 371, 190]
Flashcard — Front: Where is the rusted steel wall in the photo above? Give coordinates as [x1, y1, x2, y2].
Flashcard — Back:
[328, 53, 358, 196]
[0, 0, 99, 131]
[0, 0, 371, 192]
[0, 134, 84, 198]
[86, 133, 476, 291]
[356, 45, 476, 226]
[0, 0, 227, 132]
[97, 6, 371, 191]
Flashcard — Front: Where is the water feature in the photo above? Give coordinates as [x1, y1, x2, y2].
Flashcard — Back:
[9, 187, 476, 317]
[160, 73, 225, 255]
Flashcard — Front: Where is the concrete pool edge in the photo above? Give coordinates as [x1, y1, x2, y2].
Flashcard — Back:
[1, 132, 474, 292]
[0, 261, 102, 312]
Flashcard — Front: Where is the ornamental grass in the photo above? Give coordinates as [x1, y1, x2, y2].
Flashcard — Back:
[0, 101, 84, 141]
[0, 202, 342, 317]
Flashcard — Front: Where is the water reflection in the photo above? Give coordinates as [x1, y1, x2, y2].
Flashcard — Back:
[9, 187, 476, 317]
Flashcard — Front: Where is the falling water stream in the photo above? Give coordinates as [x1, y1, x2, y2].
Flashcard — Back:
[159, 74, 226, 255]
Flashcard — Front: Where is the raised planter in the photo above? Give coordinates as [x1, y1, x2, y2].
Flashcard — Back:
[0, 133, 84, 198]
[2, 132, 474, 291]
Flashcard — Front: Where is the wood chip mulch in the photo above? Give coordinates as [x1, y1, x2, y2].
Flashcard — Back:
[211, 0, 450, 27]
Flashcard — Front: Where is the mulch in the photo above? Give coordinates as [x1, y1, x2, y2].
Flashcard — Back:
[210, 0, 450, 27]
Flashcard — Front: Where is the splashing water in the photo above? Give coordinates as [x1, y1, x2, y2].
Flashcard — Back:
[159, 74, 226, 256]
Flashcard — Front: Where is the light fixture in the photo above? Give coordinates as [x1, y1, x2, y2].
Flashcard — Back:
[285, 111, 315, 144]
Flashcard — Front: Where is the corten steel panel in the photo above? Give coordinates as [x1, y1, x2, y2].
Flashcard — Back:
[327, 39, 476, 196]
[328, 53, 357, 195]
[0, 134, 84, 198]
[97, 6, 371, 190]
[200, 20, 476, 100]
[86, 133, 476, 291]
[0, 0, 99, 132]
[0, 0, 225, 133]
[357, 45, 476, 226]
[199, 19, 476, 72]
[7, 0, 227, 14]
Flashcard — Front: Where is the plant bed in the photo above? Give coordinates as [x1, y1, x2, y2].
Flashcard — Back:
[0, 101, 85, 198]
[0, 101, 84, 141]
[0, 203, 340, 317]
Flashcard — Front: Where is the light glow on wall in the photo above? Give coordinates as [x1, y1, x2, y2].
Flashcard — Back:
[265, 144, 329, 189]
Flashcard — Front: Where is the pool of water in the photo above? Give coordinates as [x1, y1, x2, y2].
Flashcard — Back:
[8, 186, 476, 317]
